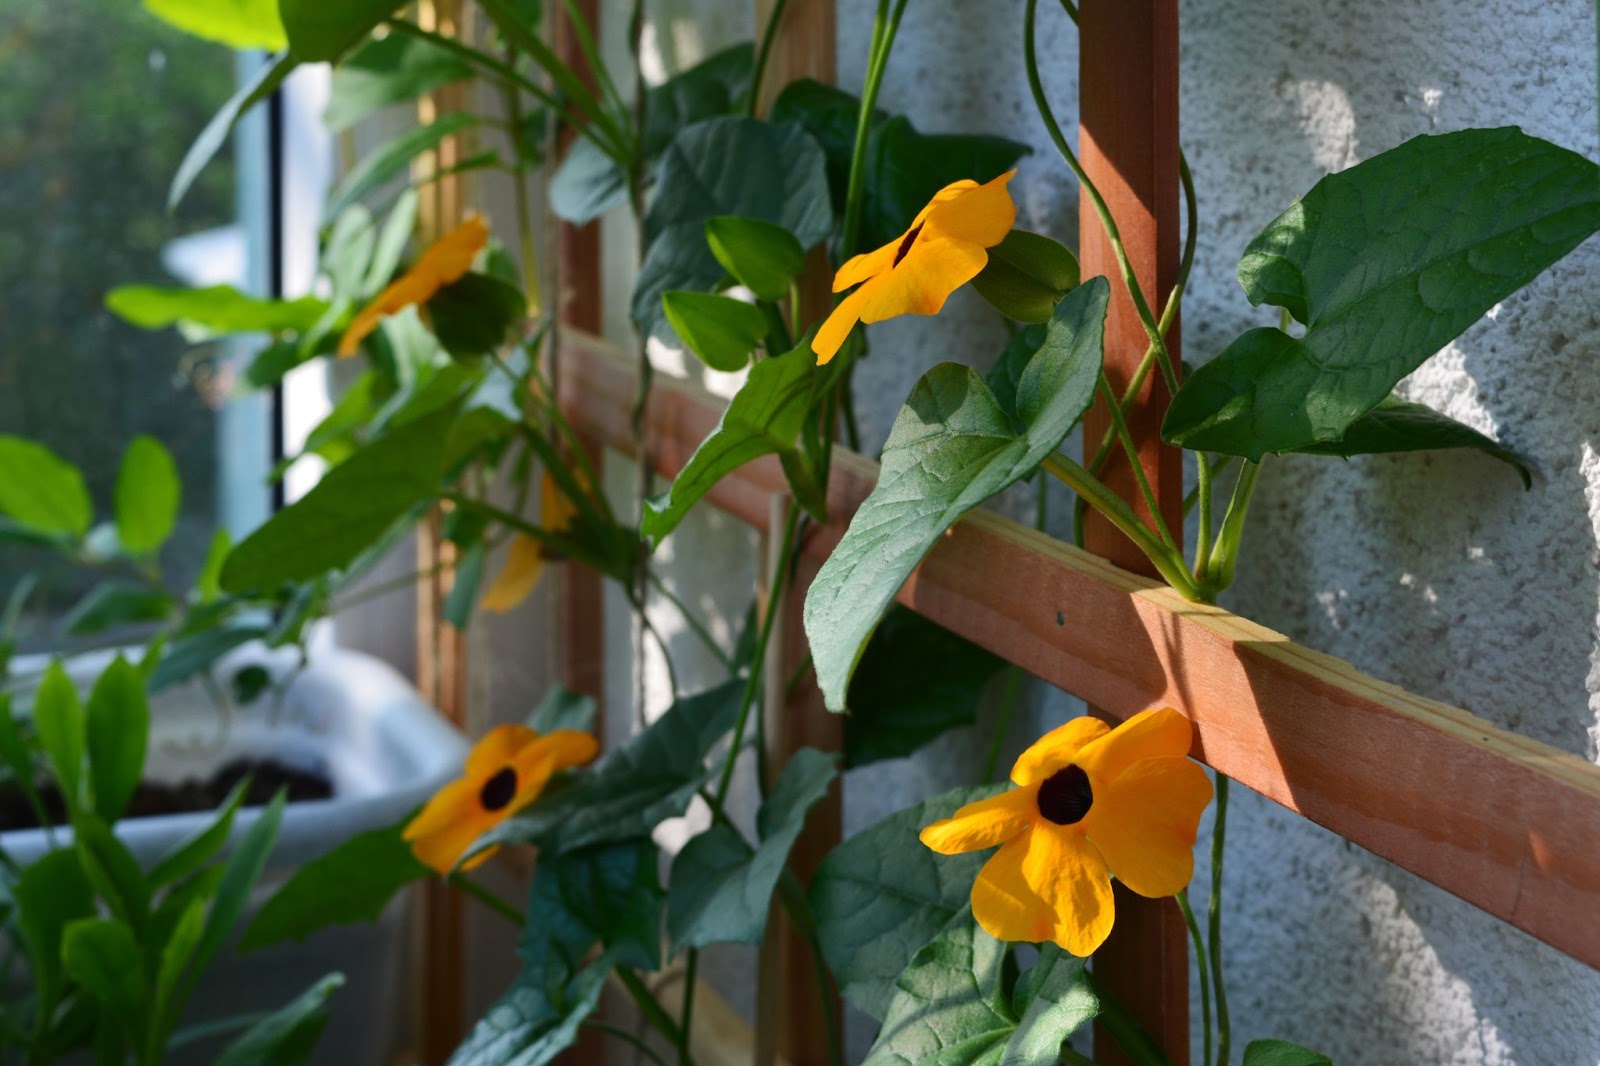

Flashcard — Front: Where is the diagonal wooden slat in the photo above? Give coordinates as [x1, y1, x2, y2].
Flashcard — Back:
[556, 328, 1600, 972]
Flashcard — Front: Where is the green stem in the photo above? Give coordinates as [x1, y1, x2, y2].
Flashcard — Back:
[1209, 775, 1233, 1066]
[677, 949, 698, 1066]
[776, 871, 844, 1066]
[839, 0, 909, 258]
[558, 0, 630, 128]
[1023, 0, 1178, 396]
[448, 874, 524, 926]
[615, 968, 687, 1052]
[648, 571, 735, 672]
[500, 50, 543, 315]
[582, 1020, 670, 1066]
[1096, 372, 1180, 553]
[981, 668, 1024, 782]
[1193, 452, 1215, 587]
[1203, 459, 1261, 597]
[748, 0, 792, 117]
[1039, 454, 1199, 599]
[1177, 890, 1214, 1066]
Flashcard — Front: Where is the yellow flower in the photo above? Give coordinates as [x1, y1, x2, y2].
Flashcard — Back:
[480, 471, 582, 613]
[403, 723, 598, 874]
[920, 707, 1211, 956]
[812, 169, 1018, 365]
[337, 215, 490, 357]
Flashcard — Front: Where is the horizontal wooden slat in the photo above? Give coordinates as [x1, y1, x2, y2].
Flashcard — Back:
[555, 330, 1600, 972]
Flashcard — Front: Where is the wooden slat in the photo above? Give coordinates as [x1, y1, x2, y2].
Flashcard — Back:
[554, 329, 1600, 972]
[1078, 2, 1187, 1059]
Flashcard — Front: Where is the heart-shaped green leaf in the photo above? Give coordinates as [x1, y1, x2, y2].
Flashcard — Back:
[661, 291, 769, 371]
[114, 436, 180, 556]
[0, 436, 91, 539]
[1291, 394, 1531, 486]
[705, 216, 806, 301]
[970, 229, 1080, 324]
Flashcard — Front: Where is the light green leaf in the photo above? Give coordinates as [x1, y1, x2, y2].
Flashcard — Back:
[1165, 128, 1600, 459]
[153, 896, 207, 1031]
[213, 974, 346, 1066]
[60, 581, 176, 636]
[326, 32, 473, 131]
[705, 215, 806, 301]
[549, 136, 629, 225]
[327, 113, 480, 216]
[1290, 395, 1532, 487]
[85, 657, 150, 823]
[0, 436, 91, 538]
[528, 687, 598, 734]
[114, 436, 181, 556]
[661, 291, 769, 372]
[862, 910, 1015, 1066]
[14, 849, 96, 1017]
[143, 0, 286, 50]
[805, 278, 1109, 711]
[811, 786, 1003, 1020]
[148, 779, 250, 887]
[279, 0, 407, 61]
[365, 190, 423, 297]
[667, 748, 837, 952]
[1242, 1039, 1333, 1066]
[171, 54, 297, 211]
[184, 791, 286, 1003]
[479, 681, 742, 857]
[32, 662, 85, 812]
[220, 402, 459, 592]
[845, 608, 1004, 768]
[970, 230, 1080, 325]
[196, 530, 232, 604]
[61, 919, 145, 1026]
[239, 822, 428, 952]
[105, 284, 326, 339]
[1000, 945, 1097, 1065]
[641, 341, 818, 543]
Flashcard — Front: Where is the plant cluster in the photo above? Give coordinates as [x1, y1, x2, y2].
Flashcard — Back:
[0, 0, 1592, 1064]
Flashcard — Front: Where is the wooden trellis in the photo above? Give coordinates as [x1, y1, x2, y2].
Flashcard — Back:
[541, 1, 1600, 1063]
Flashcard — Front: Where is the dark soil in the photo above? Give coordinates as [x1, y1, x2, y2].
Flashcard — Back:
[0, 759, 334, 831]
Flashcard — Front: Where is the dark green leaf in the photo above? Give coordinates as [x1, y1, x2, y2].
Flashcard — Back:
[148, 780, 250, 888]
[641, 341, 818, 543]
[73, 815, 151, 932]
[1290, 395, 1532, 487]
[1165, 128, 1600, 459]
[0, 435, 91, 538]
[642, 44, 754, 161]
[1001, 945, 1097, 1065]
[667, 748, 836, 952]
[221, 403, 459, 592]
[232, 664, 274, 706]
[153, 895, 207, 1033]
[328, 113, 479, 216]
[861, 117, 1030, 250]
[985, 325, 1045, 426]
[60, 582, 175, 637]
[447, 966, 605, 1066]
[33, 661, 85, 811]
[768, 79, 874, 210]
[279, 0, 406, 61]
[480, 681, 742, 856]
[805, 279, 1109, 711]
[61, 919, 145, 1026]
[425, 272, 527, 360]
[862, 910, 1015, 1066]
[527, 687, 598, 734]
[114, 435, 181, 556]
[85, 658, 149, 823]
[105, 285, 327, 338]
[0, 696, 40, 816]
[970, 230, 1080, 325]
[213, 974, 346, 1066]
[705, 215, 806, 301]
[240, 820, 428, 952]
[1242, 1040, 1333, 1066]
[147, 625, 267, 691]
[14, 849, 96, 1016]
[171, 54, 297, 210]
[661, 291, 769, 372]
[811, 786, 1003, 1020]
[142, 0, 286, 50]
[524, 839, 663, 975]
[442, 544, 486, 630]
[326, 32, 473, 131]
[845, 608, 1004, 768]
[185, 791, 286, 1001]
[548, 136, 629, 225]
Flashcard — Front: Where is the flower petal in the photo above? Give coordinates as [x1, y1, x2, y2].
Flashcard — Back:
[859, 236, 988, 323]
[925, 169, 1017, 248]
[465, 724, 539, 779]
[1019, 825, 1117, 956]
[402, 777, 479, 842]
[480, 534, 546, 614]
[1082, 757, 1212, 898]
[411, 817, 499, 875]
[1076, 707, 1195, 786]
[832, 239, 901, 293]
[404, 777, 500, 875]
[536, 729, 601, 772]
[507, 750, 561, 814]
[337, 215, 488, 357]
[812, 279, 878, 365]
[970, 832, 1058, 945]
[1011, 716, 1111, 787]
[919, 787, 1037, 855]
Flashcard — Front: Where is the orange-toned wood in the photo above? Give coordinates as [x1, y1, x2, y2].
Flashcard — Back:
[756, 499, 843, 1066]
[553, 330, 1600, 974]
[1078, 3, 1187, 1059]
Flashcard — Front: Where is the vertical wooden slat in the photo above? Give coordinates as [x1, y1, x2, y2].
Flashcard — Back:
[1078, 2, 1189, 1064]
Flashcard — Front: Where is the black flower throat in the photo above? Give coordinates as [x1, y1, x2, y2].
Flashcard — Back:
[480, 767, 518, 812]
[892, 222, 925, 267]
[1036, 765, 1093, 825]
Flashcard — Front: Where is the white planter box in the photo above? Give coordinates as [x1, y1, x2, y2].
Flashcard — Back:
[5, 636, 468, 1066]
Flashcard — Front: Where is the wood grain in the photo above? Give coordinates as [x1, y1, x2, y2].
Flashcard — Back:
[554, 328, 1600, 973]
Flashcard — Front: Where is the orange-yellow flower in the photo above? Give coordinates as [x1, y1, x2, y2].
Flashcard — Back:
[403, 723, 598, 874]
[812, 170, 1017, 365]
[920, 707, 1211, 956]
[337, 215, 489, 357]
[480, 471, 582, 613]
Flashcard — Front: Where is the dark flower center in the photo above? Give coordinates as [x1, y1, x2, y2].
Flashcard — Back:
[1036, 765, 1093, 825]
[479, 767, 518, 812]
[892, 222, 926, 267]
